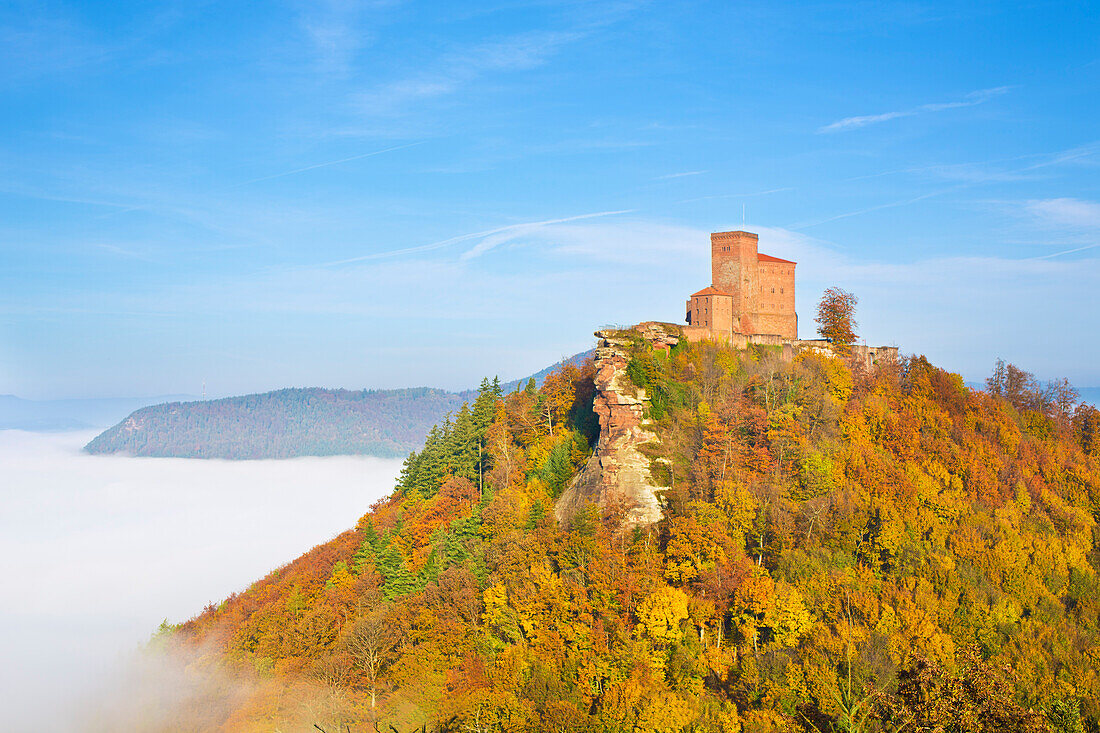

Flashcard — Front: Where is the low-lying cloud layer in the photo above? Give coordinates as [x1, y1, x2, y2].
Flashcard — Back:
[0, 430, 403, 732]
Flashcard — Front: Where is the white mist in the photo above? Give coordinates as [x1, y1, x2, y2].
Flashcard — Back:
[0, 430, 402, 732]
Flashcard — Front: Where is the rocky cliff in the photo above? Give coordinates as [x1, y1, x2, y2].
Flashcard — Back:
[554, 326, 675, 526]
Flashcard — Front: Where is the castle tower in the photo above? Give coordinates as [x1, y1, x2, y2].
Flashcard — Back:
[711, 230, 760, 333]
[686, 229, 797, 340]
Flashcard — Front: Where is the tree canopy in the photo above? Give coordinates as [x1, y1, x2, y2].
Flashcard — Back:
[814, 288, 859, 350]
[161, 342, 1099, 733]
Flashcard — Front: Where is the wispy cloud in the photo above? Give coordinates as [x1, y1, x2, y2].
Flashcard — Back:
[353, 30, 583, 115]
[296, 0, 398, 75]
[461, 220, 700, 264]
[818, 86, 1012, 133]
[343, 1, 640, 119]
[1024, 198, 1100, 259]
[312, 209, 635, 267]
[95, 243, 157, 262]
[1026, 197, 1100, 229]
[1032, 242, 1100, 259]
[0, 185, 135, 211]
[788, 144, 1099, 231]
[834, 142, 1099, 185]
[0, 10, 110, 84]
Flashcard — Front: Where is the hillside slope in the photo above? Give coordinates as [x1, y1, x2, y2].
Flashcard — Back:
[155, 331, 1099, 733]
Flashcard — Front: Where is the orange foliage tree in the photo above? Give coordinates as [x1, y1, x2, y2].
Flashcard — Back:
[815, 286, 859, 351]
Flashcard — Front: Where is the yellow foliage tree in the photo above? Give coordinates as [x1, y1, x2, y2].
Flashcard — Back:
[637, 689, 696, 732]
[635, 586, 689, 645]
[765, 586, 814, 648]
[715, 480, 757, 548]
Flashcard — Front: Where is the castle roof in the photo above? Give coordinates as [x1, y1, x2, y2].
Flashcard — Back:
[690, 286, 734, 297]
[758, 252, 796, 264]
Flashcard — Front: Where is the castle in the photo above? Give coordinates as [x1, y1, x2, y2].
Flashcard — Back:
[559, 228, 900, 526]
[683, 230, 797, 341]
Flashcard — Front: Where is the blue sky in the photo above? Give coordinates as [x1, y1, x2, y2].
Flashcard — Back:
[1, 0, 1098, 399]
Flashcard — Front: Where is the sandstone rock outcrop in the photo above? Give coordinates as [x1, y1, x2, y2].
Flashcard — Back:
[554, 329, 672, 527]
[553, 321, 898, 529]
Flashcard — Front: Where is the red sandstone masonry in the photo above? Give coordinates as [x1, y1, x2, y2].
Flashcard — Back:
[686, 230, 797, 340]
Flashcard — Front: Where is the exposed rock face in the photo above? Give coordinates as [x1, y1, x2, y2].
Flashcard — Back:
[555, 329, 671, 527]
[633, 321, 681, 350]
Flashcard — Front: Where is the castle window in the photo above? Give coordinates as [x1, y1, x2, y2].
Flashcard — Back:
[780, 288, 784, 294]
[771, 287, 775, 293]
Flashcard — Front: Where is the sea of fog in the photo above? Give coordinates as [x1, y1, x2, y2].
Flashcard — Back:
[0, 429, 403, 732]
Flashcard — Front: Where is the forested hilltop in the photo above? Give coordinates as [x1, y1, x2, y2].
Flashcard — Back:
[150, 334, 1100, 732]
[84, 352, 591, 459]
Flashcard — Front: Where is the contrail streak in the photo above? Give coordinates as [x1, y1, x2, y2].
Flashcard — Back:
[1032, 242, 1100, 260]
[233, 141, 425, 187]
[314, 209, 636, 267]
[674, 187, 792, 204]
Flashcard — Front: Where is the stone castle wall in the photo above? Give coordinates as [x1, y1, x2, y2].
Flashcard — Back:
[672, 323, 898, 370]
[711, 231, 757, 314]
[755, 260, 797, 339]
[685, 292, 735, 339]
[691, 231, 797, 340]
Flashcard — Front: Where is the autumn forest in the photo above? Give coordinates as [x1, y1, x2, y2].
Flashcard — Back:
[152, 333, 1100, 733]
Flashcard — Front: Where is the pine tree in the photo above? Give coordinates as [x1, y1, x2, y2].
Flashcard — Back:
[542, 440, 574, 498]
[440, 531, 469, 569]
[352, 521, 380, 574]
[449, 404, 479, 483]
[526, 500, 545, 530]
[472, 377, 503, 432]
[395, 450, 418, 494]
[374, 542, 419, 600]
[420, 546, 441, 586]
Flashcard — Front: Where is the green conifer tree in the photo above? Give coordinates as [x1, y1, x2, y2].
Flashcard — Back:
[374, 543, 419, 600]
[352, 521, 380, 574]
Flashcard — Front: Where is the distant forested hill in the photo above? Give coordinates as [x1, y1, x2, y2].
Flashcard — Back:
[84, 387, 465, 459]
[84, 350, 593, 459]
